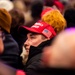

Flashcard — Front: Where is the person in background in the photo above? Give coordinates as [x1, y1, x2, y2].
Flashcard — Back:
[63, 0, 75, 28]
[64, 8, 75, 28]
[44, 0, 64, 13]
[13, 0, 26, 12]
[0, 1, 26, 67]
[9, 9, 25, 51]
[0, 61, 25, 75]
[41, 7, 66, 34]
[41, 28, 75, 75]
[60, 0, 69, 6]
[24, 0, 44, 27]
[0, 8, 21, 69]
[9, 9, 26, 68]
[0, 0, 25, 51]
[0, 0, 14, 12]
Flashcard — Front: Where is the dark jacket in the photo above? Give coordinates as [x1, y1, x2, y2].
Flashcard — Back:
[24, 38, 54, 75]
[0, 33, 23, 69]
[11, 26, 26, 53]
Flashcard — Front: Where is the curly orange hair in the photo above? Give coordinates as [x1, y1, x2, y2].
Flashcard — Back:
[41, 8, 66, 34]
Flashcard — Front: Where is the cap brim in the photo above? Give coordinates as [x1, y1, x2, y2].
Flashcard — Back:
[19, 26, 40, 34]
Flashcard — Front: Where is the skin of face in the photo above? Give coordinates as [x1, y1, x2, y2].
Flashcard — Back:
[24, 32, 48, 53]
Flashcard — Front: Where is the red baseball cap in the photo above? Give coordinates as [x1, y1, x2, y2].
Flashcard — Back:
[54, 1, 64, 13]
[19, 20, 56, 39]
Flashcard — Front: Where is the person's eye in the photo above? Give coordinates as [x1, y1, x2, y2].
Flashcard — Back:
[30, 36, 36, 39]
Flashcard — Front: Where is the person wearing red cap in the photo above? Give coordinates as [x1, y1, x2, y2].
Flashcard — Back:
[44, 0, 64, 13]
[19, 20, 56, 75]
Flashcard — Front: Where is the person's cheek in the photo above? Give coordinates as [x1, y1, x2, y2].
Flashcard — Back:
[31, 39, 41, 47]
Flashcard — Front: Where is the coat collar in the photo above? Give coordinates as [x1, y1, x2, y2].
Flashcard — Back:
[27, 38, 54, 61]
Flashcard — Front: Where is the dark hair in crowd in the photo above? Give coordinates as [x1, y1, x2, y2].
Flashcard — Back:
[44, 0, 54, 6]
[9, 9, 25, 29]
[64, 8, 75, 28]
[30, 0, 44, 18]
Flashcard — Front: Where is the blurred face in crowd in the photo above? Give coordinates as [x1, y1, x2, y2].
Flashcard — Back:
[42, 29, 75, 68]
[68, 0, 75, 4]
[24, 32, 48, 52]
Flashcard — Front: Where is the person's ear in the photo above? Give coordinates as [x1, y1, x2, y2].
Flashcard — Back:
[47, 37, 50, 40]
[43, 38, 49, 42]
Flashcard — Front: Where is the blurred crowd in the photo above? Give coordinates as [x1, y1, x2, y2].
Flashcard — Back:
[0, 0, 75, 75]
